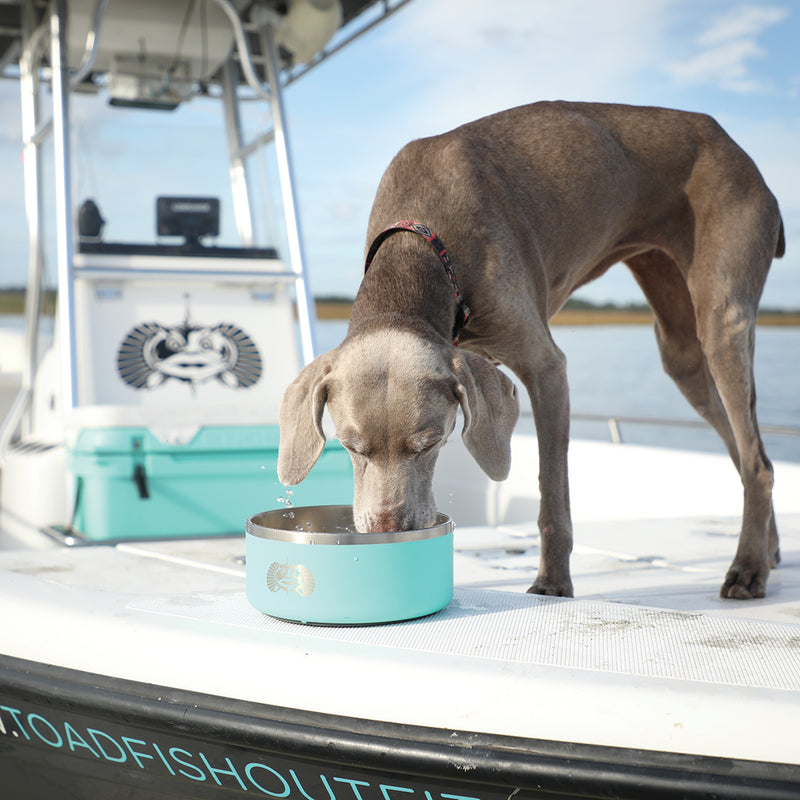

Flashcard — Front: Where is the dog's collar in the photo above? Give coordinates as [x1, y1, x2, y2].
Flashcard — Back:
[364, 220, 471, 345]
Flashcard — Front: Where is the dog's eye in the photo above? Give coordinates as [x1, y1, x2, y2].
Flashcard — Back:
[339, 435, 372, 459]
[407, 429, 444, 455]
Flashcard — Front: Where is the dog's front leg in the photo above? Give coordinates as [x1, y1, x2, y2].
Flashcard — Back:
[520, 343, 575, 597]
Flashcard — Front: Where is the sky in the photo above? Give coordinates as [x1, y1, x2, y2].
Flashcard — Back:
[0, 0, 799, 309]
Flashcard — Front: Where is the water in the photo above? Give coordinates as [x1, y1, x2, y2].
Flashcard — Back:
[315, 319, 800, 464]
[277, 489, 294, 510]
[552, 325, 800, 464]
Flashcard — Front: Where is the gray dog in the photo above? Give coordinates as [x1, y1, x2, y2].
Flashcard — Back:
[278, 101, 785, 600]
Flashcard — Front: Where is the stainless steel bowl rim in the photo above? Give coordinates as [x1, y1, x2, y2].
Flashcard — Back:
[246, 506, 453, 545]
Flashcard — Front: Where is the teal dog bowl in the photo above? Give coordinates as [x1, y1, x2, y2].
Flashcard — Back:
[246, 505, 454, 625]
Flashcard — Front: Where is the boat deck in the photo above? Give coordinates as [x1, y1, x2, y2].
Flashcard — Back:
[2, 440, 800, 767]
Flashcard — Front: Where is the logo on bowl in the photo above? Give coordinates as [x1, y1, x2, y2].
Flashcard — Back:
[266, 562, 315, 597]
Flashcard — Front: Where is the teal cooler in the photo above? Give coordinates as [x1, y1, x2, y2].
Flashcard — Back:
[66, 425, 352, 541]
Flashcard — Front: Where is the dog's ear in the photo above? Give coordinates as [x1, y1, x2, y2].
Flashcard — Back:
[451, 350, 519, 481]
[278, 350, 338, 486]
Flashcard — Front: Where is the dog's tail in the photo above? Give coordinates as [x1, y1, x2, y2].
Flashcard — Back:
[776, 216, 786, 259]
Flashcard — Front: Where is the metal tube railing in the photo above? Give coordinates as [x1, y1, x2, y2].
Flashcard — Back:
[260, 22, 316, 364]
[69, 0, 110, 86]
[518, 410, 800, 446]
[18, 10, 48, 436]
[208, 0, 272, 102]
[50, 0, 79, 411]
[221, 59, 256, 247]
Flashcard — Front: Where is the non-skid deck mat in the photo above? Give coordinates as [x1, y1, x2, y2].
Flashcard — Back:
[133, 587, 800, 692]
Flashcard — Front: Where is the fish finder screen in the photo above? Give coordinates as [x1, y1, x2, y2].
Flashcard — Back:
[156, 196, 220, 240]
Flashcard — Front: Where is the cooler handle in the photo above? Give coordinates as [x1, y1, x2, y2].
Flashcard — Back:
[133, 464, 150, 499]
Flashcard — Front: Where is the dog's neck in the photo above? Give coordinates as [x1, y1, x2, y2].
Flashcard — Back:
[350, 230, 463, 344]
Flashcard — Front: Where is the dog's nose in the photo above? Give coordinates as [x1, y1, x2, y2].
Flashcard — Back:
[364, 505, 438, 533]
[367, 510, 407, 533]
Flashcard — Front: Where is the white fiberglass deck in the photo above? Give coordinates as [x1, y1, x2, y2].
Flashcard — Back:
[2, 440, 800, 765]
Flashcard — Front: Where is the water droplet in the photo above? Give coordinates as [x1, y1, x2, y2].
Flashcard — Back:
[277, 489, 295, 509]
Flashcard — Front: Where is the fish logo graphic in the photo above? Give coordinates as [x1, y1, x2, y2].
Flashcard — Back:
[266, 562, 315, 597]
[117, 319, 262, 391]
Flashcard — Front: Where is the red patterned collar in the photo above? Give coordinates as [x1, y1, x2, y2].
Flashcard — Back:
[364, 220, 470, 345]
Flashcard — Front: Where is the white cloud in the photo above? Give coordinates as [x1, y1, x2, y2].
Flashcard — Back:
[667, 38, 767, 92]
[698, 4, 789, 46]
[665, 3, 790, 93]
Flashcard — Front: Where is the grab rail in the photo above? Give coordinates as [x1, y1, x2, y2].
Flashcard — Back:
[519, 410, 800, 446]
[577, 414, 800, 445]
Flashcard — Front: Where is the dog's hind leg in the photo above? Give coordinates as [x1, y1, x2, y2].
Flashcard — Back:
[626, 251, 741, 461]
[627, 246, 779, 599]
[689, 241, 778, 599]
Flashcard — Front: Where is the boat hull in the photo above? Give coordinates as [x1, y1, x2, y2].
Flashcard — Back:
[2, 654, 799, 800]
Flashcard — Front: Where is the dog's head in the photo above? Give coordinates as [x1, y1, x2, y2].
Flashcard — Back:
[277, 329, 519, 532]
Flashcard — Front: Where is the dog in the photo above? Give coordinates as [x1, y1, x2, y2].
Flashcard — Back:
[278, 101, 785, 600]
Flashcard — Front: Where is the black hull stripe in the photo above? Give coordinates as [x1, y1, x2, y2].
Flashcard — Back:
[1, 654, 798, 800]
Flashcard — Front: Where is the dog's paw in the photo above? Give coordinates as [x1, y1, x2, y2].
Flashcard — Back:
[527, 579, 574, 598]
[720, 564, 768, 600]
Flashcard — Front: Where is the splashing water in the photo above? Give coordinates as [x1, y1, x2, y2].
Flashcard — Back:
[277, 489, 294, 509]
[277, 489, 295, 519]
